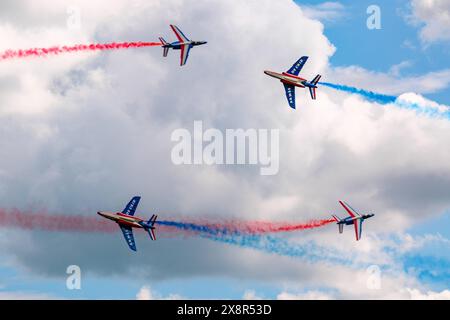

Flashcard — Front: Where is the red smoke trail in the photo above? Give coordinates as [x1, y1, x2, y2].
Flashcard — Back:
[0, 41, 162, 61]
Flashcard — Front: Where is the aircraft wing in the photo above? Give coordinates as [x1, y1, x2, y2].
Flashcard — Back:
[179, 44, 192, 66]
[353, 218, 363, 241]
[119, 224, 137, 251]
[283, 84, 296, 109]
[286, 56, 308, 76]
[122, 196, 140, 216]
[170, 25, 190, 42]
[339, 200, 361, 218]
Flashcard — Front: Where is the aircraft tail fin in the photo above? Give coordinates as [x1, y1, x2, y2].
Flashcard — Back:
[311, 74, 321, 85]
[331, 214, 341, 222]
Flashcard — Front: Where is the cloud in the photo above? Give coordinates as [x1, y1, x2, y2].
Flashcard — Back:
[408, 0, 450, 44]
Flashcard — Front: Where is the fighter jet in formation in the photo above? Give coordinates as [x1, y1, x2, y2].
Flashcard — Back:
[159, 25, 207, 66]
[332, 201, 375, 241]
[98, 196, 157, 251]
[264, 56, 321, 109]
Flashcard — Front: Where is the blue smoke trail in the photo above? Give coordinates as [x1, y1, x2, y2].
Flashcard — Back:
[320, 82, 450, 120]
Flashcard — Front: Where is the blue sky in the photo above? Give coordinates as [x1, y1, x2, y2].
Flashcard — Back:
[0, 0, 450, 300]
